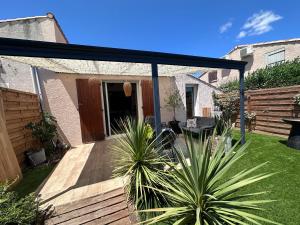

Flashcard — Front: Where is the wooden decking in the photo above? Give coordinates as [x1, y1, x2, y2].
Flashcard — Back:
[38, 136, 186, 224]
[37, 139, 124, 207]
[45, 188, 136, 225]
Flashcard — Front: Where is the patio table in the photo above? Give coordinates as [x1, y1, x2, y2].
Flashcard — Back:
[282, 118, 300, 150]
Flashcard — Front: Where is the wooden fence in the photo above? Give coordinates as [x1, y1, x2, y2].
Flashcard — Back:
[0, 90, 22, 182]
[0, 87, 41, 167]
[234, 85, 300, 136]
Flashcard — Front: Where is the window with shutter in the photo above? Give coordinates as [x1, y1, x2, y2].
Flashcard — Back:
[208, 71, 218, 83]
[266, 48, 285, 67]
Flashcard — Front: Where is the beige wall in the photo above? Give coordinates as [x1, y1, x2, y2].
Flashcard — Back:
[0, 15, 67, 93]
[200, 40, 300, 86]
[38, 70, 219, 146]
[174, 74, 220, 122]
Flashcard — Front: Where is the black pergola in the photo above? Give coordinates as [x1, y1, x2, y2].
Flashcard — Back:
[0, 37, 247, 144]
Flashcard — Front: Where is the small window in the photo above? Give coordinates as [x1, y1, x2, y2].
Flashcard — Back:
[208, 71, 218, 83]
[266, 48, 285, 67]
[221, 69, 231, 78]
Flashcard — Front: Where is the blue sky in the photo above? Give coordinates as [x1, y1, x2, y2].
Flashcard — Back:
[1, 0, 299, 57]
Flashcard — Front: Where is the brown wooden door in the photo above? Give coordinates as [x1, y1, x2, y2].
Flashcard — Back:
[141, 80, 154, 117]
[76, 79, 105, 143]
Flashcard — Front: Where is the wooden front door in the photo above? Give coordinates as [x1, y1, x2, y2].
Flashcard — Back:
[141, 80, 154, 117]
[76, 79, 105, 143]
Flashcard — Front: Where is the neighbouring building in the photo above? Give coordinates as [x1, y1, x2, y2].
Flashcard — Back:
[200, 38, 300, 86]
[0, 13, 67, 93]
[0, 14, 220, 147]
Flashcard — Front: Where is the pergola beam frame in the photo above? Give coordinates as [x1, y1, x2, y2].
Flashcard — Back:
[0, 37, 247, 143]
[0, 37, 246, 70]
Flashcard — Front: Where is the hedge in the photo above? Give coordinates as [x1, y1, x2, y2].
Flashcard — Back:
[220, 57, 300, 92]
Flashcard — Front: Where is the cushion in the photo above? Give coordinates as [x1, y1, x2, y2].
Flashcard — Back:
[186, 118, 197, 128]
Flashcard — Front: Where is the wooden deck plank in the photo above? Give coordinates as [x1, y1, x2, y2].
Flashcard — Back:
[53, 188, 125, 215]
[90, 209, 130, 225]
[47, 194, 126, 224]
[49, 201, 128, 225]
[109, 216, 132, 225]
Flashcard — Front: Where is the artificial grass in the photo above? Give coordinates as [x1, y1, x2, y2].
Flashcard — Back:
[13, 164, 55, 198]
[230, 131, 300, 225]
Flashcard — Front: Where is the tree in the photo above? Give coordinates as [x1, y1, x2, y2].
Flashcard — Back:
[164, 90, 182, 121]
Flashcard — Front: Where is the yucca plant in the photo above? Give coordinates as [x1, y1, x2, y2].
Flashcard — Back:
[112, 118, 170, 210]
[140, 131, 280, 225]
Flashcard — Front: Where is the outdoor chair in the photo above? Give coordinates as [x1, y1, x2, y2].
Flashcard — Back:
[144, 116, 176, 149]
[179, 116, 215, 139]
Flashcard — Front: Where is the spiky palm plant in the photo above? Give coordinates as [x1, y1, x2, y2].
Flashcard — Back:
[112, 118, 169, 210]
[140, 131, 280, 225]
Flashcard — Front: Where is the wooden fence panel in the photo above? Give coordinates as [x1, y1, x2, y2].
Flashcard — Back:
[233, 85, 300, 136]
[0, 87, 41, 167]
[0, 89, 22, 182]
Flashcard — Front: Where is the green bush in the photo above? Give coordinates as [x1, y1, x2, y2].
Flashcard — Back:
[112, 118, 169, 211]
[0, 183, 38, 225]
[26, 112, 57, 154]
[219, 79, 240, 93]
[220, 58, 300, 92]
[140, 132, 279, 225]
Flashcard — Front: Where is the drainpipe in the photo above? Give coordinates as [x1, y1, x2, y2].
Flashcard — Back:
[31, 66, 44, 112]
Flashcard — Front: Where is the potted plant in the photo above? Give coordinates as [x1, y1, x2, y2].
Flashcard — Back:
[25, 112, 57, 165]
[212, 91, 239, 151]
[293, 94, 300, 117]
[245, 111, 256, 132]
[164, 90, 182, 134]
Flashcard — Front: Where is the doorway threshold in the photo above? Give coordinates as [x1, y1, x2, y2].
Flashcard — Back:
[105, 133, 126, 140]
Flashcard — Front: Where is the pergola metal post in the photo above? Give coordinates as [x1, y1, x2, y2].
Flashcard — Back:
[151, 63, 162, 134]
[239, 67, 246, 145]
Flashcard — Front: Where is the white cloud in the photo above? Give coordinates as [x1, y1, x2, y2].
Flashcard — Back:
[237, 10, 282, 39]
[219, 21, 233, 33]
[237, 31, 247, 39]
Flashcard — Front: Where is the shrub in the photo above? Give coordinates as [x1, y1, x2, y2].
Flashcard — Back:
[26, 112, 57, 153]
[0, 183, 38, 225]
[112, 118, 169, 211]
[220, 58, 300, 92]
[140, 132, 278, 225]
[219, 79, 239, 93]
[164, 90, 182, 121]
[212, 91, 239, 124]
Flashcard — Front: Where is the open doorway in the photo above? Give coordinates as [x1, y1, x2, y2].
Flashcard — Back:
[186, 85, 196, 119]
[103, 82, 138, 135]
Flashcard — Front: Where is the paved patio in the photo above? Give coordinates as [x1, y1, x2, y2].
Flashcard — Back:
[37, 139, 124, 207]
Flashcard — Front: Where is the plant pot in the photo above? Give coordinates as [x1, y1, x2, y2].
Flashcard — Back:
[26, 148, 47, 167]
[168, 120, 181, 134]
[223, 135, 232, 153]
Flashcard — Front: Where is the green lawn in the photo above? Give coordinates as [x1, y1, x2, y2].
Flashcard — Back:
[231, 131, 300, 225]
[13, 164, 55, 198]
